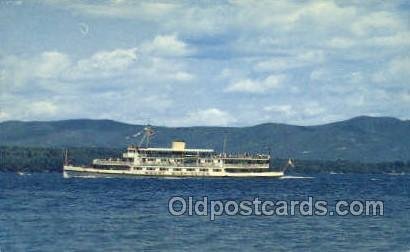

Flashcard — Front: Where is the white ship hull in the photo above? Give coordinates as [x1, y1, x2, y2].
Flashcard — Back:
[63, 165, 284, 178]
[62, 134, 292, 179]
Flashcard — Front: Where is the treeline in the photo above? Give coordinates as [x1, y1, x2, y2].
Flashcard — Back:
[1, 146, 410, 174]
[271, 159, 410, 174]
[0, 146, 122, 172]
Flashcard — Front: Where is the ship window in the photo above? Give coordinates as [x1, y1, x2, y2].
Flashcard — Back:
[93, 163, 128, 170]
[200, 168, 208, 172]
[160, 168, 168, 171]
[136, 167, 143, 170]
[174, 168, 181, 171]
[147, 167, 155, 171]
[186, 168, 195, 171]
[213, 169, 221, 172]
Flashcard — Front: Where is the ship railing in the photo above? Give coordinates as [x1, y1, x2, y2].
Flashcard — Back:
[222, 164, 269, 169]
[93, 158, 269, 168]
[222, 153, 269, 158]
[135, 154, 270, 160]
[137, 163, 269, 168]
[139, 163, 220, 168]
[93, 159, 132, 166]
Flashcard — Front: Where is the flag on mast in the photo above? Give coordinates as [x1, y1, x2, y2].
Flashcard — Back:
[287, 158, 294, 168]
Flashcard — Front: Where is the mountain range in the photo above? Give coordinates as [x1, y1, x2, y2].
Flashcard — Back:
[1, 116, 409, 162]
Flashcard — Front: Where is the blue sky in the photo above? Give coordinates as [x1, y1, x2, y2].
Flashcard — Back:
[0, 0, 409, 126]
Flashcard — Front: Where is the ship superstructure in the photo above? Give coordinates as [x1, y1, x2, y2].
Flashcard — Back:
[63, 126, 291, 178]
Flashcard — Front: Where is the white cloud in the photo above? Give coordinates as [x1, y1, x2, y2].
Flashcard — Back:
[310, 68, 328, 81]
[303, 102, 326, 117]
[263, 105, 295, 117]
[142, 34, 192, 57]
[171, 108, 237, 126]
[0, 110, 9, 120]
[35, 51, 71, 79]
[70, 48, 137, 79]
[352, 11, 403, 36]
[349, 72, 364, 84]
[264, 102, 325, 118]
[1, 99, 61, 121]
[371, 32, 410, 47]
[225, 75, 284, 93]
[0, 52, 71, 89]
[45, 1, 357, 37]
[400, 91, 410, 103]
[0, 56, 29, 89]
[173, 71, 194, 81]
[1, 36, 195, 87]
[2, 1, 410, 125]
[327, 37, 356, 49]
[260, 102, 331, 125]
[57, 1, 178, 20]
[140, 95, 173, 111]
[30, 101, 58, 116]
[134, 56, 195, 83]
[326, 32, 410, 50]
[0, 49, 138, 87]
[388, 56, 410, 76]
[372, 56, 410, 85]
[287, 1, 357, 27]
[255, 50, 325, 72]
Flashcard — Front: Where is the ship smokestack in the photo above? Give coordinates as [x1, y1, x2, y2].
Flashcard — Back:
[171, 140, 186, 151]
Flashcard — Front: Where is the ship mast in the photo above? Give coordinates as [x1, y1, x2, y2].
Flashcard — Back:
[138, 125, 154, 148]
[64, 149, 69, 165]
[223, 134, 227, 155]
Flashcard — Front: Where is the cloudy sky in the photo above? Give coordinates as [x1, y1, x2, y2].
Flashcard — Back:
[0, 0, 409, 126]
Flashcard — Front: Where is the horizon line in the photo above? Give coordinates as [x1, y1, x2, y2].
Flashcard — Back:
[1, 115, 408, 128]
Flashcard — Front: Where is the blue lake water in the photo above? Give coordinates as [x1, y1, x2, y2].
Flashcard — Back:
[0, 172, 409, 251]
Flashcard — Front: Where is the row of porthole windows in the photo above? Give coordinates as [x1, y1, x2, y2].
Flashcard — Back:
[142, 159, 221, 163]
[134, 167, 222, 172]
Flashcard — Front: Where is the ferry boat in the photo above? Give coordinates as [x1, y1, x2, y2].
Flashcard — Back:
[63, 126, 293, 178]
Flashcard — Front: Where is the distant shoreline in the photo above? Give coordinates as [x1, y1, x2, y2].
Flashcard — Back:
[1, 116, 410, 163]
[1, 146, 409, 174]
